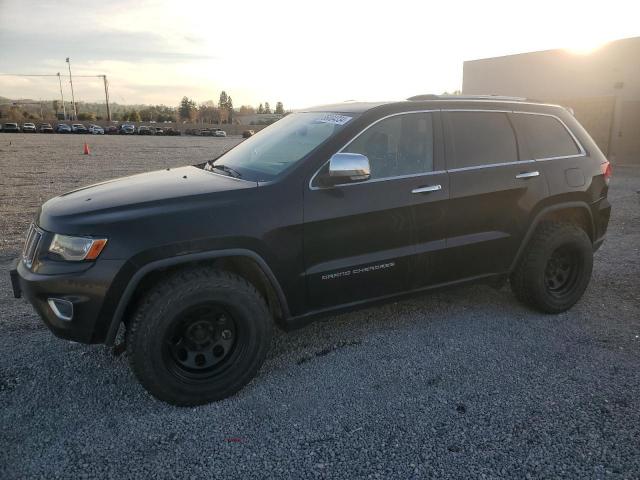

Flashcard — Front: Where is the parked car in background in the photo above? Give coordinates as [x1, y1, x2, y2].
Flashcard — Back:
[88, 125, 105, 135]
[163, 127, 181, 136]
[154, 127, 164, 135]
[119, 124, 135, 135]
[138, 126, 153, 135]
[55, 123, 72, 134]
[104, 126, 118, 135]
[214, 129, 227, 137]
[242, 129, 255, 138]
[3, 123, 20, 132]
[39, 123, 54, 133]
[22, 123, 37, 133]
[71, 124, 88, 134]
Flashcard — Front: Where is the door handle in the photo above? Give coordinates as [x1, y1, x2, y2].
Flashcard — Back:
[515, 171, 540, 179]
[411, 184, 442, 194]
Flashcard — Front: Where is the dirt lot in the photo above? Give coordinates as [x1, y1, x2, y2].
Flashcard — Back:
[0, 133, 242, 257]
[1, 133, 639, 479]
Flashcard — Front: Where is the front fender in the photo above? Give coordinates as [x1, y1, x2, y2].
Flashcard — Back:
[103, 248, 289, 345]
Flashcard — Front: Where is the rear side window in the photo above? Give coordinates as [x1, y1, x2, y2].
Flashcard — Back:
[446, 111, 518, 168]
[343, 112, 434, 179]
[512, 113, 581, 159]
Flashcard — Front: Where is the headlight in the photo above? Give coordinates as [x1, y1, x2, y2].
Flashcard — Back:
[49, 234, 107, 261]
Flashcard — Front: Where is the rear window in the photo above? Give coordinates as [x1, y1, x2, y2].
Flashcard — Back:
[512, 113, 581, 159]
[445, 111, 518, 168]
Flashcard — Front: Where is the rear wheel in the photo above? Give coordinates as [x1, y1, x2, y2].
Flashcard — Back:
[510, 222, 593, 313]
[126, 267, 272, 406]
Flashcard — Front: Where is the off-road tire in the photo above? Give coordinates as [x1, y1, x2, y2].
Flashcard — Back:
[510, 222, 593, 313]
[126, 267, 272, 406]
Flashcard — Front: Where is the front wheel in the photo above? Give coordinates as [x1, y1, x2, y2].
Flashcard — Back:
[126, 267, 273, 406]
[510, 222, 593, 313]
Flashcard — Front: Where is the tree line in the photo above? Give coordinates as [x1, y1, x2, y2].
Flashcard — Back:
[177, 92, 285, 124]
[0, 92, 286, 124]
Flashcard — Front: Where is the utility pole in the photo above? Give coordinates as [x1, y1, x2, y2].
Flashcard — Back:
[56, 72, 66, 120]
[102, 75, 111, 122]
[66, 57, 77, 120]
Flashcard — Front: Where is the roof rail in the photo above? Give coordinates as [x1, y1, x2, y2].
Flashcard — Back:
[407, 94, 529, 102]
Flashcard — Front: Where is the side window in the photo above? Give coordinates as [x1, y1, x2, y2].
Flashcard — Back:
[343, 113, 433, 179]
[512, 113, 581, 159]
[446, 111, 518, 168]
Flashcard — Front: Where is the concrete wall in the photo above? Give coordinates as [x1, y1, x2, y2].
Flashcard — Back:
[463, 36, 640, 164]
[546, 96, 616, 156]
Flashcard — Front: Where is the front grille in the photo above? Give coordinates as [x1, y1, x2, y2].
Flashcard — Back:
[22, 224, 43, 269]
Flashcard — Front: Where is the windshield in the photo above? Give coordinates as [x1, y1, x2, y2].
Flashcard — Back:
[206, 112, 356, 182]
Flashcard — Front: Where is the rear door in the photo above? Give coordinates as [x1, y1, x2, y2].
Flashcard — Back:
[441, 110, 548, 281]
[509, 111, 587, 197]
[303, 111, 448, 310]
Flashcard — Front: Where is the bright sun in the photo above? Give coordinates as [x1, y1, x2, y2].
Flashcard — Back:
[564, 37, 610, 55]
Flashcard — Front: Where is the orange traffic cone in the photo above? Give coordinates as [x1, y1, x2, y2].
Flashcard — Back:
[83, 142, 90, 155]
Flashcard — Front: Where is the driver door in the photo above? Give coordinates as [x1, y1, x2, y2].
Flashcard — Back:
[302, 111, 448, 310]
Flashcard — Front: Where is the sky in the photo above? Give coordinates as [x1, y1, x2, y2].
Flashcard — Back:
[0, 0, 638, 109]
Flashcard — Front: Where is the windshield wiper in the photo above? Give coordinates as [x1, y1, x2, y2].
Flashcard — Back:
[207, 162, 243, 179]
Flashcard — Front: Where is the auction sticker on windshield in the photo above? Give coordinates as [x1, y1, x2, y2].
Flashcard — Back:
[317, 114, 352, 125]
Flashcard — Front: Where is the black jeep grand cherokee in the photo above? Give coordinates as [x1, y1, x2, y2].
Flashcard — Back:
[11, 95, 611, 405]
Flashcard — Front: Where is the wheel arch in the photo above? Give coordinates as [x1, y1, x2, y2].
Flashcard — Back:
[105, 249, 289, 345]
[509, 201, 595, 273]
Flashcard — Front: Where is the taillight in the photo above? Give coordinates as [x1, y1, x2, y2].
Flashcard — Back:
[601, 161, 612, 185]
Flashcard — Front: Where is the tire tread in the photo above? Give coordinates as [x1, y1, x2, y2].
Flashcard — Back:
[126, 267, 271, 406]
[510, 222, 592, 313]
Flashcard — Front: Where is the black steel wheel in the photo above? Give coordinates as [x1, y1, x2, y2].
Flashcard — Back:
[163, 304, 238, 380]
[543, 246, 583, 298]
[127, 267, 272, 406]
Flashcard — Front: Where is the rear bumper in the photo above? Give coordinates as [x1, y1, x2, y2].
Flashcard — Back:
[11, 258, 126, 344]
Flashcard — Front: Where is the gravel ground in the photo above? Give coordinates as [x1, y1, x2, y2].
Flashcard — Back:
[1, 133, 639, 479]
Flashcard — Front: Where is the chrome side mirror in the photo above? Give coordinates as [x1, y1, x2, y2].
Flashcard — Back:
[324, 153, 370, 186]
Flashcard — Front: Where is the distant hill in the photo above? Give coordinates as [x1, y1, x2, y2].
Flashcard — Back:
[0, 95, 168, 114]
[0, 95, 176, 121]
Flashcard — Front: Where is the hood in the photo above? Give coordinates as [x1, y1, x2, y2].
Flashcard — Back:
[38, 166, 257, 233]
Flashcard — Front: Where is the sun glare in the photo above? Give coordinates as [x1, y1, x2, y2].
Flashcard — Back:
[564, 38, 609, 55]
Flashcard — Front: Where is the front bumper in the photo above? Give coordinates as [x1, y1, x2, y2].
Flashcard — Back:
[10, 258, 126, 344]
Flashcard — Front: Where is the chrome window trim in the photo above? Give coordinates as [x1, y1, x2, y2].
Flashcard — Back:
[447, 159, 536, 174]
[308, 108, 588, 190]
[512, 111, 587, 160]
[325, 169, 448, 189]
[442, 109, 512, 113]
[309, 109, 439, 190]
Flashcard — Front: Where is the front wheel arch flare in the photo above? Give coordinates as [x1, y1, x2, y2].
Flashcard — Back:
[105, 249, 288, 345]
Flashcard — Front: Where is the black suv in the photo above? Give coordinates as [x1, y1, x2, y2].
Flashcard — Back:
[10, 95, 611, 406]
